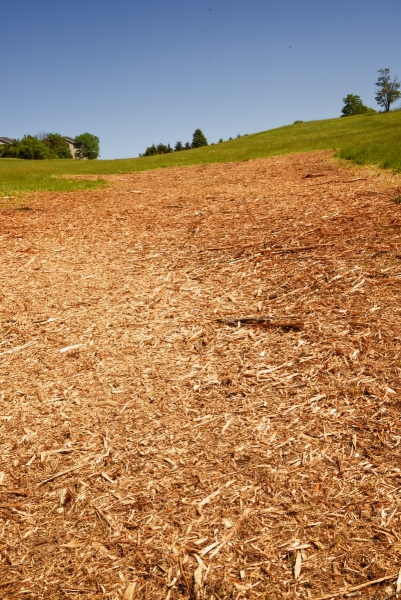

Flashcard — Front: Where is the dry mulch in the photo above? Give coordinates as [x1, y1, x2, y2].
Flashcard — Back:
[1, 150, 401, 599]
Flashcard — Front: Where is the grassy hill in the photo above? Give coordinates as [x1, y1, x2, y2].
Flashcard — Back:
[1, 110, 400, 196]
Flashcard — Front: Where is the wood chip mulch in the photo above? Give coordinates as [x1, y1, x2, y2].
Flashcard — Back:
[1, 150, 401, 599]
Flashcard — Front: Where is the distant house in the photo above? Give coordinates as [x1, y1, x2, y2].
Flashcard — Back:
[64, 137, 80, 159]
[0, 136, 81, 159]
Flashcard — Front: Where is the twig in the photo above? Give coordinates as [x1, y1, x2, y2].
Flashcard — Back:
[0, 341, 36, 358]
[36, 464, 83, 487]
[94, 506, 114, 528]
[312, 574, 397, 600]
[200, 243, 256, 252]
[0, 489, 29, 497]
[179, 556, 190, 594]
[261, 243, 335, 254]
[0, 580, 18, 589]
[217, 316, 303, 329]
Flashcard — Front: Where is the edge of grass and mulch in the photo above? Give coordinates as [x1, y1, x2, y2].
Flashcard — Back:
[0, 110, 400, 197]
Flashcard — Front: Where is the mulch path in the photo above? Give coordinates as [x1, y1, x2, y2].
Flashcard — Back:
[1, 150, 401, 599]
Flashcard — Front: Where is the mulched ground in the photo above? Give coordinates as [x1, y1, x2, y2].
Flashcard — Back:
[1, 150, 401, 600]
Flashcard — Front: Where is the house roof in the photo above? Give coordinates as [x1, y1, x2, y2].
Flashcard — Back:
[0, 137, 13, 144]
[64, 136, 77, 145]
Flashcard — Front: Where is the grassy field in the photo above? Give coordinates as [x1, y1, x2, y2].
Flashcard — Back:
[1, 110, 400, 195]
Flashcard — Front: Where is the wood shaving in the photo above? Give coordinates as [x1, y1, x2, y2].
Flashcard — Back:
[1, 150, 401, 598]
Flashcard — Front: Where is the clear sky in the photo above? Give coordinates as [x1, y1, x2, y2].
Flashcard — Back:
[2, 0, 400, 159]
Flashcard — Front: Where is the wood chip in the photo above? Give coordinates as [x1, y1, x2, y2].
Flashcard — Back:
[294, 550, 302, 579]
[2, 151, 401, 598]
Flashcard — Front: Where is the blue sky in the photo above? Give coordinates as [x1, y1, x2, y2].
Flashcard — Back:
[2, 0, 400, 159]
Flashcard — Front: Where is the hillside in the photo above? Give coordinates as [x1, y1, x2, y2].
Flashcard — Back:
[0, 110, 400, 196]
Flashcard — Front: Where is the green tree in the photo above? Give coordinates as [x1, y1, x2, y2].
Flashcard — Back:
[191, 129, 208, 148]
[184, 142, 191, 150]
[0, 134, 75, 159]
[144, 144, 157, 156]
[375, 68, 401, 112]
[143, 142, 173, 156]
[41, 133, 72, 158]
[341, 94, 373, 117]
[0, 136, 51, 159]
[156, 143, 173, 154]
[174, 141, 183, 152]
[0, 139, 21, 158]
[75, 133, 100, 159]
[18, 136, 53, 159]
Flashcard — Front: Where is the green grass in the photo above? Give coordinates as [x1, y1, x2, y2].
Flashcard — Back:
[0, 160, 108, 196]
[1, 110, 400, 195]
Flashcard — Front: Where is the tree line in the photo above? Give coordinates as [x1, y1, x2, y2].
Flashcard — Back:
[341, 68, 400, 116]
[0, 132, 99, 159]
[140, 128, 208, 156]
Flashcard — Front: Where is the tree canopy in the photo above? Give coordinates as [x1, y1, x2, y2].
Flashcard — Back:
[75, 133, 100, 159]
[191, 129, 208, 148]
[142, 143, 173, 156]
[375, 68, 401, 112]
[141, 130, 209, 156]
[0, 132, 100, 160]
[41, 133, 72, 158]
[341, 94, 374, 117]
[0, 135, 59, 159]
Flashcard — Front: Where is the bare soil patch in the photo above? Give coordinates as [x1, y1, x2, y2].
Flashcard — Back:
[1, 151, 401, 599]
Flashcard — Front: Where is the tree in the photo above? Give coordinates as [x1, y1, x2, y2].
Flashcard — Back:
[41, 133, 72, 158]
[75, 133, 100, 159]
[0, 135, 52, 159]
[156, 143, 173, 154]
[174, 141, 183, 152]
[143, 142, 174, 156]
[341, 94, 373, 117]
[18, 135, 53, 159]
[143, 144, 157, 156]
[191, 129, 208, 148]
[0, 138, 21, 158]
[375, 68, 401, 112]
[184, 142, 191, 150]
[0, 133, 77, 159]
